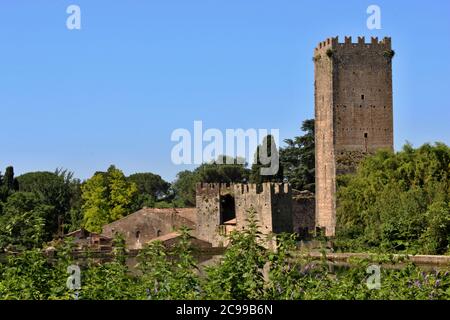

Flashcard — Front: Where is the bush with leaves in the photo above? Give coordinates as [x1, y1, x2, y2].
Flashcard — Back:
[1, 213, 450, 300]
[136, 227, 200, 300]
[0, 192, 51, 250]
[336, 143, 450, 254]
[203, 208, 267, 299]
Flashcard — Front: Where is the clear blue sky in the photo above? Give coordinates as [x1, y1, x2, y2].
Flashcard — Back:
[1, 0, 449, 182]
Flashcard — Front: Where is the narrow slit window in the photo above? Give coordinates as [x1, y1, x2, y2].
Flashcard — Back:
[361, 94, 365, 100]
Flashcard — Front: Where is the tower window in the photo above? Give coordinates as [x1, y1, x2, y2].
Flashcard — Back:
[364, 133, 368, 138]
[361, 94, 365, 100]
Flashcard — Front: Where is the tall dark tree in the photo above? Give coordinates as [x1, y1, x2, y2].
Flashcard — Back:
[0, 166, 18, 202]
[4, 166, 14, 190]
[3, 166, 18, 192]
[249, 135, 283, 184]
[279, 119, 315, 192]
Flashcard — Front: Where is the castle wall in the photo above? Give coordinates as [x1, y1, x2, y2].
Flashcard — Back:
[234, 184, 273, 235]
[195, 183, 225, 246]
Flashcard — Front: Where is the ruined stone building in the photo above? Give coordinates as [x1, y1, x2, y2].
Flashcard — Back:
[195, 183, 294, 248]
[314, 36, 394, 236]
[102, 182, 314, 249]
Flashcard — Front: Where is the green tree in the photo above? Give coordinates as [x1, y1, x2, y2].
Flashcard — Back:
[3, 166, 18, 192]
[172, 170, 198, 207]
[82, 173, 109, 232]
[81, 165, 138, 233]
[279, 119, 315, 192]
[108, 166, 138, 221]
[0, 166, 18, 202]
[16, 169, 82, 234]
[127, 172, 171, 210]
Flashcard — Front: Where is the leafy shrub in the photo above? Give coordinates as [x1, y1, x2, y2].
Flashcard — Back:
[336, 143, 450, 254]
[1, 212, 449, 300]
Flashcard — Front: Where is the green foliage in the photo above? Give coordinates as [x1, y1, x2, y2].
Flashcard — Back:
[172, 170, 198, 207]
[81, 173, 109, 233]
[128, 172, 171, 210]
[81, 166, 138, 233]
[16, 169, 82, 234]
[264, 233, 304, 299]
[1, 222, 450, 300]
[172, 156, 249, 207]
[280, 119, 315, 192]
[0, 249, 54, 299]
[0, 166, 18, 202]
[80, 260, 139, 300]
[0, 192, 52, 250]
[3, 166, 18, 192]
[108, 167, 138, 221]
[336, 143, 450, 254]
[204, 208, 267, 299]
[136, 227, 200, 300]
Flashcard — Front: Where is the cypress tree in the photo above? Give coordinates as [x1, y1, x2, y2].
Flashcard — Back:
[4, 166, 16, 191]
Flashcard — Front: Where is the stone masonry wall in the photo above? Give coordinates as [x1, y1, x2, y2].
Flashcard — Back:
[102, 208, 196, 250]
[314, 36, 394, 236]
[292, 191, 315, 239]
[195, 183, 293, 247]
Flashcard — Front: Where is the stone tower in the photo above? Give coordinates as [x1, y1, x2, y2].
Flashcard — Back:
[314, 36, 394, 236]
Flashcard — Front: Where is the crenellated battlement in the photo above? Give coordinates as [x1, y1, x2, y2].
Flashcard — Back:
[314, 36, 391, 53]
[232, 182, 291, 195]
[233, 183, 257, 194]
[196, 183, 220, 195]
[266, 182, 291, 196]
[196, 182, 290, 196]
